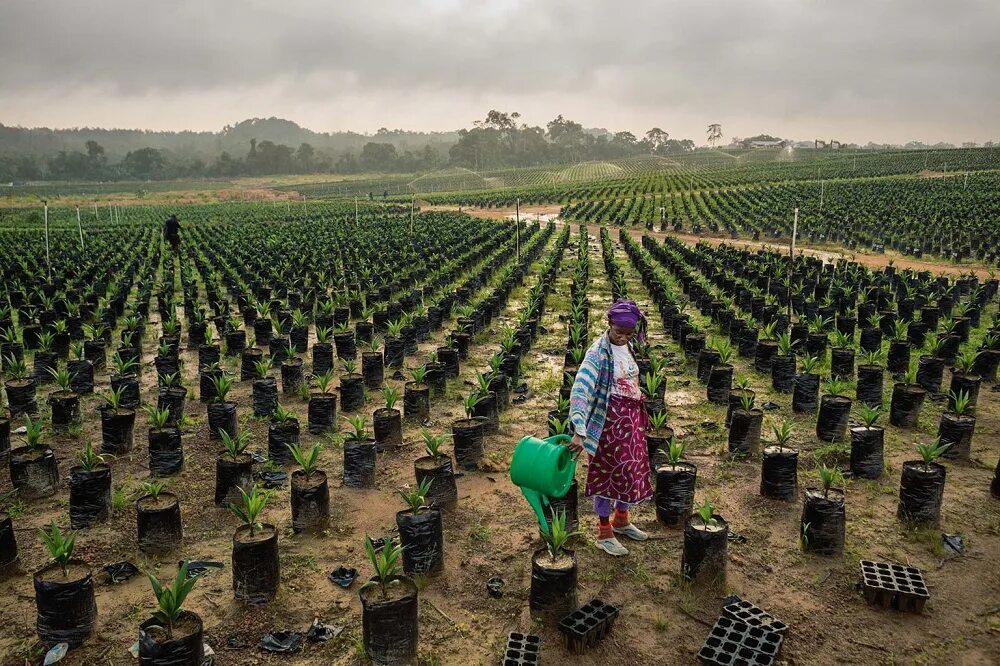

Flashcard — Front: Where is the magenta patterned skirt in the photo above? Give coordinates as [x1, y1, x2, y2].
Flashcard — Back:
[585, 394, 653, 505]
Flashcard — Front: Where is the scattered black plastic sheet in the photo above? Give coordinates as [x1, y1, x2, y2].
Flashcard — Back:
[257, 470, 287, 489]
[328, 566, 358, 588]
[183, 560, 224, 579]
[487, 576, 505, 598]
[306, 620, 343, 643]
[102, 561, 139, 584]
[259, 631, 302, 653]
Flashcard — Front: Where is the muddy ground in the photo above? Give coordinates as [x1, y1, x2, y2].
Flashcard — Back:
[1, 223, 999, 665]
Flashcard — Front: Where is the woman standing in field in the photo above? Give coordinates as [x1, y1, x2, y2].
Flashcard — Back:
[568, 299, 652, 556]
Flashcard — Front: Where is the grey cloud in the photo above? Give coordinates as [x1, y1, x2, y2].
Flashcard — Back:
[1, 0, 997, 141]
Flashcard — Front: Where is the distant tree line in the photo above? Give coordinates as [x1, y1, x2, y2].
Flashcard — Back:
[0, 110, 697, 182]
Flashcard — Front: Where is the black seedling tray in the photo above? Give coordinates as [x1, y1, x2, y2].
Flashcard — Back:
[557, 598, 620, 653]
[503, 632, 540, 665]
[722, 599, 787, 633]
[697, 616, 783, 666]
[859, 560, 929, 613]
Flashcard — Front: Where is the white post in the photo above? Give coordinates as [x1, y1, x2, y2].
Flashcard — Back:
[93, 201, 98, 218]
[515, 197, 521, 261]
[819, 181, 825, 209]
[76, 206, 84, 248]
[410, 195, 414, 233]
[44, 201, 52, 282]
[355, 197, 358, 225]
[788, 207, 798, 321]
[108, 202, 113, 222]
[964, 172, 969, 190]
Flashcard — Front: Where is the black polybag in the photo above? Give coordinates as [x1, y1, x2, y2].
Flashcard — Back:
[149, 428, 184, 476]
[654, 463, 696, 526]
[34, 563, 97, 647]
[801, 489, 845, 555]
[897, 461, 945, 526]
[138, 611, 204, 666]
[68, 466, 111, 529]
[343, 441, 376, 488]
[759, 449, 798, 501]
[528, 548, 578, 620]
[396, 508, 444, 575]
[360, 577, 418, 665]
[682, 516, 728, 587]
[328, 566, 358, 588]
[850, 426, 884, 479]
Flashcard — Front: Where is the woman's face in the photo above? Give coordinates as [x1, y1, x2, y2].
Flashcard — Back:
[608, 321, 636, 346]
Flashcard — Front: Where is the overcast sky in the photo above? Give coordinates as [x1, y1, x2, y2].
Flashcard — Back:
[1, 1, 998, 144]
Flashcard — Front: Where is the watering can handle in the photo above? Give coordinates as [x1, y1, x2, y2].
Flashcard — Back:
[548, 434, 572, 444]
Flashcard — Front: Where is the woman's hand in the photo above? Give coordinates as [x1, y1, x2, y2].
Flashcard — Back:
[567, 432, 585, 454]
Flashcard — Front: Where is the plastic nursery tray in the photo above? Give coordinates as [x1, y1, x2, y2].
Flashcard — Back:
[503, 632, 540, 666]
[859, 560, 930, 613]
[557, 598, 620, 653]
[722, 599, 788, 633]
[697, 616, 783, 666]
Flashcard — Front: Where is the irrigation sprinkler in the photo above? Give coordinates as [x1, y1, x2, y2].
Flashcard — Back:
[43, 200, 52, 282]
[787, 207, 798, 321]
[515, 197, 521, 261]
[76, 206, 84, 249]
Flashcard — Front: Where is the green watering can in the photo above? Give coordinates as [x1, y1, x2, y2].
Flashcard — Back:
[510, 434, 576, 535]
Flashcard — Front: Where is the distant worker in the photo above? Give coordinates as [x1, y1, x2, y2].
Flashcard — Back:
[164, 214, 181, 255]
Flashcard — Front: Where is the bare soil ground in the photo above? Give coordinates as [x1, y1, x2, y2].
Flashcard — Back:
[1, 227, 999, 665]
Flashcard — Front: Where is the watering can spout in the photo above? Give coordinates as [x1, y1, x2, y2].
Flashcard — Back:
[510, 434, 576, 535]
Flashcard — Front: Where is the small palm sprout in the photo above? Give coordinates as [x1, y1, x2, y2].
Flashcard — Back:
[817, 465, 844, 498]
[70, 341, 86, 361]
[77, 442, 105, 471]
[739, 391, 756, 412]
[771, 420, 793, 452]
[776, 332, 796, 356]
[23, 416, 46, 452]
[902, 366, 918, 386]
[287, 442, 322, 479]
[360, 535, 404, 599]
[146, 561, 198, 640]
[4, 355, 29, 380]
[146, 405, 173, 430]
[422, 430, 448, 458]
[859, 403, 882, 428]
[830, 330, 851, 350]
[642, 371, 665, 398]
[693, 499, 718, 529]
[462, 392, 484, 418]
[220, 430, 251, 461]
[38, 521, 76, 576]
[366, 336, 382, 354]
[948, 389, 971, 417]
[271, 404, 297, 423]
[314, 369, 336, 394]
[343, 415, 370, 442]
[142, 480, 167, 500]
[660, 436, 686, 468]
[386, 320, 404, 340]
[542, 508, 580, 556]
[253, 358, 272, 380]
[649, 410, 669, 431]
[823, 378, 848, 397]
[112, 353, 139, 376]
[316, 326, 332, 345]
[342, 358, 358, 375]
[99, 387, 126, 412]
[48, 366, 74, 392]
[382, 386, 400, 411]
[211, 375, 233, 403]
[915, 439, 950, 471]
[861, 348, 884, 367]
[954, 349, 979, 375]
[734, 376, 751, 391]
[569, 347, 585, 366]
[799, 352, 820, 374]
[397, 478, 433, 514]
[227, 485, 271, 537]
[548, 415, 570, 435]
[410, 365, 427, 385]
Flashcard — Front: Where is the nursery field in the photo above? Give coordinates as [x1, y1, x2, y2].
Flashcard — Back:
[0, 200, 999, 665]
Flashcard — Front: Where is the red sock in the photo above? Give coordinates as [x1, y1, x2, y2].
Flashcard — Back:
[612, 509, 630, 528]
[597, 516, 613, 539]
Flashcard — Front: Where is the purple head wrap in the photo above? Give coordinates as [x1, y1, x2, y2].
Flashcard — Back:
[607, 299, 647, 343]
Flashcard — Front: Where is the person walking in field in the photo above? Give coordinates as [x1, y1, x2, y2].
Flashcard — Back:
[568, 299, 652, 556]
[163, 214, 181, 255]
